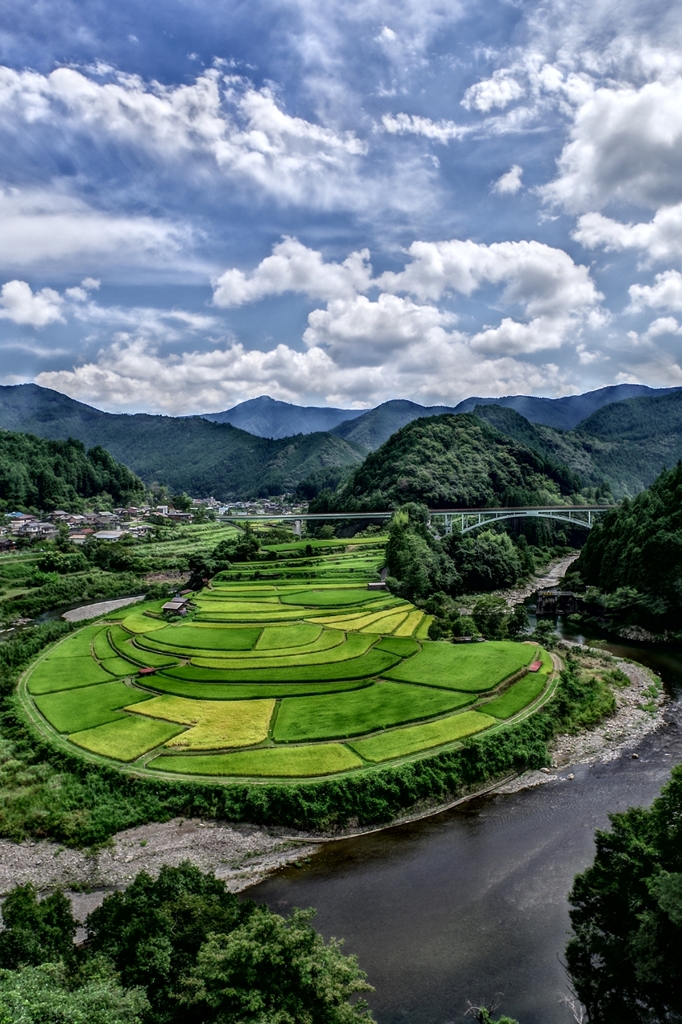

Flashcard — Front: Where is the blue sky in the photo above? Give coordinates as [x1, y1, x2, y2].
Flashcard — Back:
[1, 0, 682, 413]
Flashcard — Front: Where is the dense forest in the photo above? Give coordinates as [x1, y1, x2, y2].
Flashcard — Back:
[572, 464, 682, 630]
[310, 413, 581, 513]
[381, 504, 569, 640]
[0, 431, 145, 512]
[0, 862, 374, 1024]
[567, 764, 682, 1023]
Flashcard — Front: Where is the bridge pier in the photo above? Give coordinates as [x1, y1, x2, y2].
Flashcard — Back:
[293, 519, 302, 537]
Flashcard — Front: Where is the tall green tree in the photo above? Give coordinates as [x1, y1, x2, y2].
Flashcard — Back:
[566, 765, 682, 1022]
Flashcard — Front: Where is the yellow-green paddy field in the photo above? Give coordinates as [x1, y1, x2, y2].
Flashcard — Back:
[19, 547, 553, 782]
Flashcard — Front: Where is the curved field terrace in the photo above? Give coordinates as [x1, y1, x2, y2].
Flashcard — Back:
[20, 551, 553, 782]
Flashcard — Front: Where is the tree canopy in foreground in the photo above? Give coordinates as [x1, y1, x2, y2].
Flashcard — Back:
[567, 763, 682, 1022]
[0, 862, 375, 1024]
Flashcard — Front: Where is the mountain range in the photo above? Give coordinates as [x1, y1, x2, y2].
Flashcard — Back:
[203, 384, 679, 448]
[2, 382, 682, 501]
[0, 384, 364, 499]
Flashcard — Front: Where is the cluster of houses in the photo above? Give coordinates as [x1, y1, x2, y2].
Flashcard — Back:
[218, 498, 306, 517]
[0, 504, 192, 550]
[0, 494, 310, 552]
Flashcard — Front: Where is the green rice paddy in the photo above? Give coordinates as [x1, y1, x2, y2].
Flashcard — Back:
[21, 544, 552, 780]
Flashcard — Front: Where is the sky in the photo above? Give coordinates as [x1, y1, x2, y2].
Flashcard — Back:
[1, 0, 682, 414]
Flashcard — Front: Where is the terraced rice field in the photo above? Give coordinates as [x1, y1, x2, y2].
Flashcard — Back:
[21, 545, 553, 780]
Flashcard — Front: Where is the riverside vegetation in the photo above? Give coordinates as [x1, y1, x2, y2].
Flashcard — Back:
[567, 763, 682, 1024]
[563, 463, 682, 637]
[0, 861, 375, 1024]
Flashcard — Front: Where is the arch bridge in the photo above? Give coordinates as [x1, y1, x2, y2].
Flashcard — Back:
[218, 506, 614, 536]
[428, 505, 614, 536]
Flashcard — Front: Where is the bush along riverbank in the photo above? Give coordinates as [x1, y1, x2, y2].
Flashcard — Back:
[0, 622, 641, 847]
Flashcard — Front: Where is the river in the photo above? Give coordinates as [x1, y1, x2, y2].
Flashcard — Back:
[249, 628, 682, 1024]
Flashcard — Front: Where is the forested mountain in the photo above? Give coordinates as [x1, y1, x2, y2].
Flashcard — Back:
[0, 385, 365, 499]
[311, 413, 580, 513]
[473, 394, 682, 497]
[3, 382, 682, 502]
[455, 383, 677, 431]
[202, 395, 362, 438]
[330, 399, 454, 449]
[329, 386, 679, 452]
[0, 431, 144, 511]
[574, 464, 682, 623]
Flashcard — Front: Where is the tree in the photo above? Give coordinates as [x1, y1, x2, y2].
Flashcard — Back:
[385, 505, 459, 601]
[171, 492, 193, 513]
[0, 963, 149, 1024]
[183, 906, 374, 1023]
[472, 595, 509, 639]
[85, 862, 375, 1024]
[0, 885, 76, 970]
[86, 862, 248, 1022]
[566, 765, 682, 1023]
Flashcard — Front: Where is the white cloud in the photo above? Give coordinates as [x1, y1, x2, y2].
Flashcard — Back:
[377, 239, 601, 319]
[0, 66, 367, 208]
[64, 278, 101, 302]
[574, 205, 682, 262]
[302, 293, 457, 367]
[35, 330, 569, 416]
[643, 315, 682, 339]
[212, 237, 372, 307]
[381, 113, 470, 143]
[544, 77, 682, 213]
[0, 187, 194, 273]
[470, 316, 567, 355]
[461, 70, 525, 113]
[628, 270, 682, 312]
[0, 280, 64, 327]
[492, 165, 523, 195]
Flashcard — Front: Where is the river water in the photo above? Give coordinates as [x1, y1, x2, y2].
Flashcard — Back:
[249, 631, 682, 1024]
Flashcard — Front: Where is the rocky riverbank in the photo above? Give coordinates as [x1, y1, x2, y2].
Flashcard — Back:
[495, 552, 580, 607]
[498, 644, 671, 795]
[0, 819, 318, 920]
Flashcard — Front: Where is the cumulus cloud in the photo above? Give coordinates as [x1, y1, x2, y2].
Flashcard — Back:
[461, 70, 526, 112]
[0, 188, 194, 273]
[574, 205, 682, 262]
[544, 77, 682, 213]
[0, 66, 367, 208]
[628, 270, 682, 312]
[302, 293, 457, 367]
[470, 316, 567, 355]
[492, 165, 523, 195]
[643, 315, 682, 339]
[35, 330, 569, 415]
[212, 237, 372, 307]
[377, 238, 601, 319]
[0, 281, 64, 327]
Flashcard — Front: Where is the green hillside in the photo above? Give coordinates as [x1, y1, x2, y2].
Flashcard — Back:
[312, 413, 580, 513]
[574, 464, 682, 626]
[0, 385, 365, 500]
[0, 431, 144, 512]
[474, 395, 682, 497]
